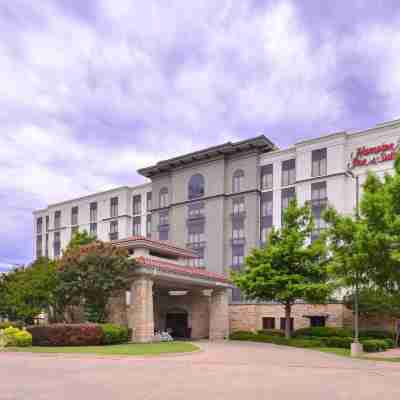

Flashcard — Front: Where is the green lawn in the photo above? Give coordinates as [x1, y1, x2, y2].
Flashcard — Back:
[316, 347, 400, 362]
[4, 342, 199, 356]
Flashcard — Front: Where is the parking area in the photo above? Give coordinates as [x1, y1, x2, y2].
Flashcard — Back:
[1, 341, 399, 400]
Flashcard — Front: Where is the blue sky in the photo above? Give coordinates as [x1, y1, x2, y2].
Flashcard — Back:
[1, 1, 400, 269]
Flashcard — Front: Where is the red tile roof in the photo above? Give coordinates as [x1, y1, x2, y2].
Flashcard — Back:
[134, 256, 230, 284]
[112, 236, 197, 258]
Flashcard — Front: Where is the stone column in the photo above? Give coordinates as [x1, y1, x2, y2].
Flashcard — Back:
[191, 290, 210, 339]
[209, 288, 229, 340]
[131, 276, 154, 343]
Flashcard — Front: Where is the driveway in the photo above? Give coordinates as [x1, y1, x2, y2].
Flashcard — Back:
[1, 341, 399, 400]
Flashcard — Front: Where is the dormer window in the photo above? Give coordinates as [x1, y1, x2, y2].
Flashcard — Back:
[188, 174, 205, 199]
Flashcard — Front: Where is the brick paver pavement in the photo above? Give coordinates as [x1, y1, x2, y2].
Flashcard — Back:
[1, 341, 399, 400]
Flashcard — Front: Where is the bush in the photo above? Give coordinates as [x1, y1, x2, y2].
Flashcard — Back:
[359, 330, 395, 340]
[257, 329, 285, 337]
[293, 327, 352, 338]
[0, 321, 24, 330]
[361, 339, 390, 353]
[1, 326, 32, 347]
[229, 331, 256, 341]
[28, 324, 103, 346]
[319, 336, 353, 349]
[383, 338, 395, 349]
[101, 324, 129, 345]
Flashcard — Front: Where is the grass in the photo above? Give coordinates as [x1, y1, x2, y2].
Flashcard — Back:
[315, 347, 400, 362]
[4, 342, 199, 356]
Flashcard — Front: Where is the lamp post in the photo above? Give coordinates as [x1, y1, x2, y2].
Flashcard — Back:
[345, 168, 363, 356]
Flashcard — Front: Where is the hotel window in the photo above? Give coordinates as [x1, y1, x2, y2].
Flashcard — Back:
[262, 317, 275, 330]
[261, 164, 273, 190]
[188, 202, 204, 219]
[232, 197, 245, 216]
[109, 220, 118, 240]
[133, 216, 141, 236]
[54, 211, 61, 229]
[261, 191, 273, 244]
[159, 188, 169, 208]
[36, 217, 43, 234]
[71, 206, 78, 226]
[110, 197, 118, 218]
[281, 159, 296, 187]
[188, 174, 205, 200]
[232, 218, 245, 243]
[71, 226, 79, 237]
[45, 215, 49, 232]
[281, 187, 296, 223]
[146, 192, 152, 211]
[45, 234, 49, 257]
[146, 215, 152, 239]
[232, 244, 244, 269]
[232, 169, 244, 193]
[53, 231, 61, 258]
[280, 318, 294, 332]
[90, 202, 97, 223]
[189, 247, 205, 268]
[133, 195, 141, 215]
[159, 210, 169, 241]
[311, 148, 327, 177]
[311, 181, 327, 240]
[36, 235, 43, 258]
[90, 223, 97, 236]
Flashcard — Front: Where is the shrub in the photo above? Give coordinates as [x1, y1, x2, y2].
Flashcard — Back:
[0, 321, 24, 330]
[361, 339, 390, 353]
[319, 336, 353, 349]
[28, 324, 103, 346]
[1, 326, 32, 347]
[359, 330, 394, 340]
[257, 329, 285, 337]
[293, 327, 352, 338]
[383, 338, 395, 349]
[101, 324, 129, 345]
[229, 331, 257, 341]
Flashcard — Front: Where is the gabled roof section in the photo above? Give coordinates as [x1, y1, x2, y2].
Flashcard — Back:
[138, 135, 276, 178]
[112, 236, 197, 259]
[135, 256, 231, 284]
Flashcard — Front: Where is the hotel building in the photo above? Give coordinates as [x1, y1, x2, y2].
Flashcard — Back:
[33, 119, 400, 337]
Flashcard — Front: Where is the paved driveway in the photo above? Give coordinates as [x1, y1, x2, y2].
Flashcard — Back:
[1, 341, 399, 400]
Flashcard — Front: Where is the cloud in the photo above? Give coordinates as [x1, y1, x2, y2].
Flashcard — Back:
[1, 0, 400, 265]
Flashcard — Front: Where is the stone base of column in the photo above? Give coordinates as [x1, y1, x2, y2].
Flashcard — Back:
[209, 289, 229, 341]
[351, 342, 363, 357]
[130, 276, 154, 343]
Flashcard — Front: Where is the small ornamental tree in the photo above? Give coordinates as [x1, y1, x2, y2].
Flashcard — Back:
[0, 257, 59, 324]
[232, 200, 332, 339]
[66, 230, 97, 250]
[57, 241, 133, 323]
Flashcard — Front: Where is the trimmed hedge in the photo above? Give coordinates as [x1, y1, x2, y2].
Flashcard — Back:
[257, 329, 285, 337]
[1, 326, 32, 347]
[27, 323, 130, 346]
[101, 324, 129, 345]
[230, 330, 394, 353]
[28, 324, 103, 346]
[293, 327, 352, 338]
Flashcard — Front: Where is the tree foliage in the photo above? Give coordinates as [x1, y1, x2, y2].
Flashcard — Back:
[66, 230, 96, 251]
[57, 241, 133, 323]
[232, 200, 332, 338]
[0, 258, 59, 324]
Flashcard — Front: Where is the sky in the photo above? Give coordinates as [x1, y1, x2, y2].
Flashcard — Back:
[1, 0, 400, 270]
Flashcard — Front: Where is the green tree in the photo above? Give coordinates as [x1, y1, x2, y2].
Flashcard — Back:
[57, 241, 133, 323]
[0, 258, 59, 324]
[323, 208, 370, 343]
[232, 200, 331, 338]
[66, 230, 96, 250]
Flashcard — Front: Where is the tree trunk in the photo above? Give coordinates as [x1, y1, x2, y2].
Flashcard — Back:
[284, 303, 292, 339]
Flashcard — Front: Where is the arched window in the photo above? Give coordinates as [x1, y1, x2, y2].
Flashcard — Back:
[232, 169, 244, 193]
[188, 174, 205, 199]
[159, 187, 169, 208]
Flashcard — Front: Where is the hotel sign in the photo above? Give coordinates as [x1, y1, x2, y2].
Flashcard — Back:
[349, 140, 400, 169]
